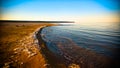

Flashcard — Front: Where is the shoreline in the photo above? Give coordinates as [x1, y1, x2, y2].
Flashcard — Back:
[0, 23, 79, 68]
[36, 26, 67, 68]
[1, 23, 119, 68]
[36, 26, 80, 68]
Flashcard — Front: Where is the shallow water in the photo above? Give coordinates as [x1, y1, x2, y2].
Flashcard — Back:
[41, 24, 120, 68]
[42, 22, 120, 58]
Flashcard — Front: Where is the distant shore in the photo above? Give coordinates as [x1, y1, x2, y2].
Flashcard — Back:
[0, 20, 74, 23]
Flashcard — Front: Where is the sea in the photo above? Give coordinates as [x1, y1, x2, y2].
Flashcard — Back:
[40, 22, 120, 68]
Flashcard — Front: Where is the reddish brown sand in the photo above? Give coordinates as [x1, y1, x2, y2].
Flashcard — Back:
[0, 23, 54, 68]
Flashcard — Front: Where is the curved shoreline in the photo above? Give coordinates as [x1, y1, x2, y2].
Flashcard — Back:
[35, 26, 119, 68]
[35, 26, 68, 68]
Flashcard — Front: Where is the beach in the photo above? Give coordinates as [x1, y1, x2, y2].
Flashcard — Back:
[0, 22, 119, 68]
[0, 22, 79, 68]
[0, 23, 55, 68]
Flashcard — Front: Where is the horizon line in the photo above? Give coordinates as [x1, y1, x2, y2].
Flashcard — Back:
[0, 20, 74, 23]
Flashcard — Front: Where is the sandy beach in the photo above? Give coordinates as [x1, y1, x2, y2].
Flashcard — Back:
[0, 23, 55, 68]
[0, 22, 79, 68]
[1, 22, 118, 68]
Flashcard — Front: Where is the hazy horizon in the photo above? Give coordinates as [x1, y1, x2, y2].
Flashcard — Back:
[0, 0, 120, 23]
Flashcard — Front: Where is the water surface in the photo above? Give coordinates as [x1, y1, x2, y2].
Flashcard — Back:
[40, 22, 120, 67]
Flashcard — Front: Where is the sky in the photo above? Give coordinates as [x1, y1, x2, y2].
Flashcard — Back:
[0, 0, 120, 23]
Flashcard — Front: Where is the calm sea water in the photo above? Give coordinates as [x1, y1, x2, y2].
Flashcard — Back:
[41, 23, 120, 59]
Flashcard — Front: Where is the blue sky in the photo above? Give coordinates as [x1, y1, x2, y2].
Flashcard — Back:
[0, 0, 119, 23]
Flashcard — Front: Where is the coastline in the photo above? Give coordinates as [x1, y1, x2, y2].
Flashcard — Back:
[1, 23, 118, 68]
[36, 26, 67, 68]
[36, 26, 80, 68]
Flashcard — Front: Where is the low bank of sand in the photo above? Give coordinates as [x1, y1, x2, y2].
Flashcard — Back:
[0, 23, 55, 68]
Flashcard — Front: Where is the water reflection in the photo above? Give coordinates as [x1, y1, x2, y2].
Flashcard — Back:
[41, 22, 120, 68]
